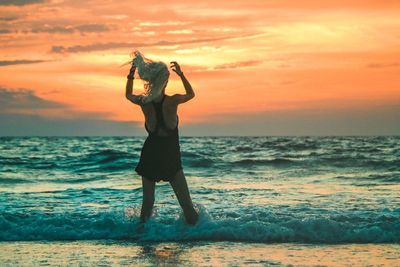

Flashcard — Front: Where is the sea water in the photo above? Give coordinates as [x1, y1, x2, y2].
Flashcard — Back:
[1, 136, 399, 266]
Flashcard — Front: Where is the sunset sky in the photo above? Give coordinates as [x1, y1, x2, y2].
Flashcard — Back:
[0, 0, 399, 136]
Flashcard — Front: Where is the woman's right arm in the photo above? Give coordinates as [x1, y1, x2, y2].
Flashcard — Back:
[125, 66, 143, 105]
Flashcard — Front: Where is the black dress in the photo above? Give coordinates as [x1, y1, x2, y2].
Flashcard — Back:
[135, 95, 182, 182]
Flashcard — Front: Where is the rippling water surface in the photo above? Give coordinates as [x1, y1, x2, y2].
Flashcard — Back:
[1, 136, 400, 265]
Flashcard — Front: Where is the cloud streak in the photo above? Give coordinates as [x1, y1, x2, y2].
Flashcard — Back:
[31, 23, 109, 34]
[0, 0, 44, 6]
[366, 62, 400, 68]
[0, 60, 48, 66]
[0, 16, 19, 21]
[0, 29, 13, 34]
[50, 33, 259, 53]
[214, 60, 263, 70]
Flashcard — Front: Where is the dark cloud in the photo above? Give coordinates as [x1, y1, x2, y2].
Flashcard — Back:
[74, 23, 109, 33]
[0, 88, 65, 113]
[1, 89, 398, 136]
[181, 104, 400, 136]
[0, 0, 45, 6]
[0, 29, 13, 34]
[0, 87, 117, 121]
[0, 16, 19, 21]
[367, 62, 400, 68]
[51, 34, 258, 53]
[0, 88, 130, 136]
[0, 59, 47, 66]
[214, 60, 263, 70]
[32, 26, 74, 34]
[31, 23, 109, 34]
[0, 113, 143, 136]
[51, 42, 140, 53]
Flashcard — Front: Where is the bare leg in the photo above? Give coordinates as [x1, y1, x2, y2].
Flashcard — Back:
[169, 169, 198, 225]
[140, 176, 155, 223]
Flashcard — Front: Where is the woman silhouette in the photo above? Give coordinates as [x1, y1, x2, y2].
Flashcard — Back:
[125, 51, 198, 225]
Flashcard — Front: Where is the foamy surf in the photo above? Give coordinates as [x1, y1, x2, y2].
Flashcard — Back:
[1, 205, 399, 243]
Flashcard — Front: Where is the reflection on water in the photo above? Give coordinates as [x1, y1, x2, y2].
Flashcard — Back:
[138, 243, 186, 266]
[0, 241, 399, 266]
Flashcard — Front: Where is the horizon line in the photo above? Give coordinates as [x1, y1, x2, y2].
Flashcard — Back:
[1, 135, 399, 138]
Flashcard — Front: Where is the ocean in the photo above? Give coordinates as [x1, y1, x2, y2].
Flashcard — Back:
[1, 136, 399, 266]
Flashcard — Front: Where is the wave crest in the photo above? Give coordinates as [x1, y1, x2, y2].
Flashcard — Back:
[1, 206, 399, 243]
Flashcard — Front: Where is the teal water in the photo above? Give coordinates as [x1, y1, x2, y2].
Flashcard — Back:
[0, 136, 399, 243]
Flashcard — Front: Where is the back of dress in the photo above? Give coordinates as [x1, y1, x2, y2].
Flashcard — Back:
[144, 95, 179, 137]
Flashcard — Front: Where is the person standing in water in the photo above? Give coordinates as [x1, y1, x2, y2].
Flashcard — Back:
[125, 51, 198, 225]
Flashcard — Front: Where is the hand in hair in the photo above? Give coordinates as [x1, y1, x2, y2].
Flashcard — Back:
[127, 63, 136, 79]
[129, 63, 136, 74]
[170, 61, 183, 76]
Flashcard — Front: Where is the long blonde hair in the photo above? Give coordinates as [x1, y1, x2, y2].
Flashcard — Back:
[130, 51, 170, 104]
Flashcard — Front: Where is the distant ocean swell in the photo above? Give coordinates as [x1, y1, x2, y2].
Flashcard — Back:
[1, 148, 399, 174]
[1, 207, 399, 243]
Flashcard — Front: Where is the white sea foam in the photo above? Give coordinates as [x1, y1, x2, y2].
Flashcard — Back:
[1, 205, 399, 243]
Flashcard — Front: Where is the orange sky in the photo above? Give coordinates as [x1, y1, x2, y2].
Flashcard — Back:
[0, 0, 399, 135]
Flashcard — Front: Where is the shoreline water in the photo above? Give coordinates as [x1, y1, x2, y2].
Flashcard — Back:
[1, 241, 399, 266]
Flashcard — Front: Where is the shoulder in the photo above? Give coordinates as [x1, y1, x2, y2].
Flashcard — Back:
[169, 93, 195, 104]
[126, 94, 144, 106]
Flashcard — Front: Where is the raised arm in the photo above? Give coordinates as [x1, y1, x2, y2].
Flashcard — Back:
[170, 61, 195, 104]
[125, 65, 143, 105]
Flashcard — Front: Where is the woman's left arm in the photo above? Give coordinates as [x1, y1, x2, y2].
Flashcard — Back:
[170, 61, 195, 104]
[125, 66, 143, 105]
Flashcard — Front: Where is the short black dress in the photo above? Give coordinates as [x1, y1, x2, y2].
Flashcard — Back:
[135, 95, 182, 182]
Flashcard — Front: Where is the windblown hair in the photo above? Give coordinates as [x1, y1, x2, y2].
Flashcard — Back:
[130, 50, 169, 104]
